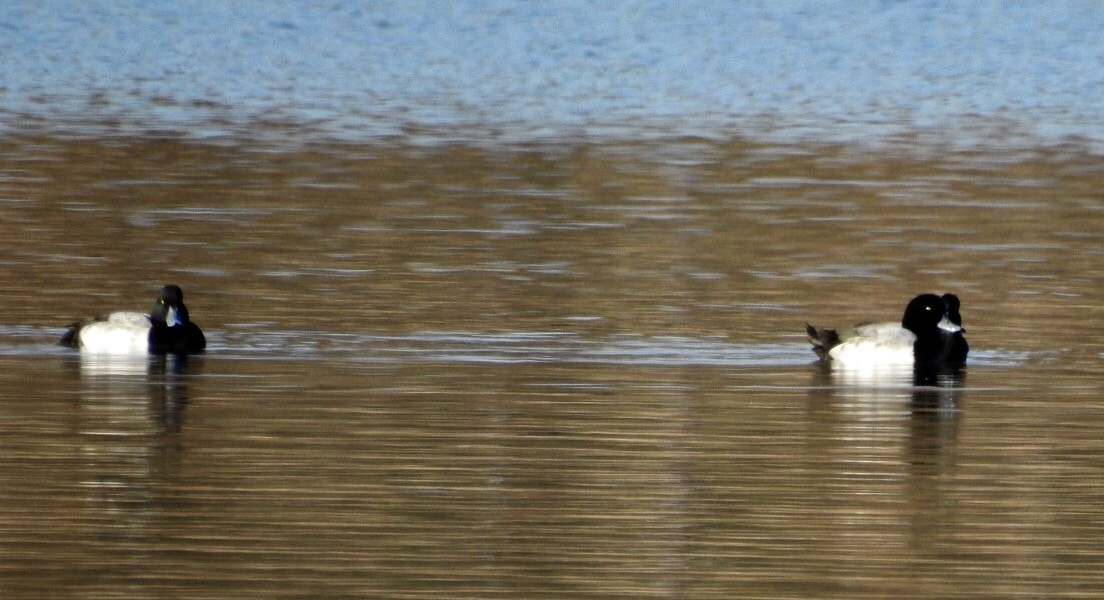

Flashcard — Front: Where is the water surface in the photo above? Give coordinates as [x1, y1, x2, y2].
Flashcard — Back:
[1, 134, 1102, 599]
[3, 1, 1104, 597]
[3, 1, 1104, 147]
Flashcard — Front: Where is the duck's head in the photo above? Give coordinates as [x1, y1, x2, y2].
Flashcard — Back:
[902, 293, 960, 336]
[150, 284, 190, 327]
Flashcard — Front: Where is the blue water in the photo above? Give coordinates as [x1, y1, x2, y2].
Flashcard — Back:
[3, 0, 1103, 147]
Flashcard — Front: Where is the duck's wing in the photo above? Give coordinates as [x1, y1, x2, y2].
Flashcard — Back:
[848, 321, 914, 344]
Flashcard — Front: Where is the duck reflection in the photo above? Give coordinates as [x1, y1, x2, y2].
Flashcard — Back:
[64, 353, 202, 560]
[808, 362, 965, 548]
[73, 353, 200, 435]
[810, 363, 963, 455]
[811, 363, 964, 411]
[808, 363, 965, 468]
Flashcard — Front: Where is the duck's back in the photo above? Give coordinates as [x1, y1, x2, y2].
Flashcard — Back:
[847, 322, 914, 342]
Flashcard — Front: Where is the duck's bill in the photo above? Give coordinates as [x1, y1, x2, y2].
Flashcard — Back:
[166, 306, 182, 327]
[937, 314, 962, 333]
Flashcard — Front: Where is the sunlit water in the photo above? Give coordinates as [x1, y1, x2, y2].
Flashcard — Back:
[2, 2, 1104, 599]
[1, 134, 1102, 599]
[3, 1, 1104, 147]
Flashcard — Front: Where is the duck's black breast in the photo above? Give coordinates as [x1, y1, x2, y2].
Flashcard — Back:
[914, 327, 968, 366]
[149, 321, 206, 354]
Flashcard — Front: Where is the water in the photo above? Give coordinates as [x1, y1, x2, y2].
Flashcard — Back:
[2, 134, 1102, 598]
[2, 2, 1104, 598]
[3, 1, 1104, 147]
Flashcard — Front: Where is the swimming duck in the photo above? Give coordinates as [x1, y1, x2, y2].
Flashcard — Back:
[60, 285, 206, 354]
[805, 293, 967, 368]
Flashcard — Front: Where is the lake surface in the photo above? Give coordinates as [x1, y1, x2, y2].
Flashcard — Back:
[2, 2, 1104, 598]
[1, 134, 1102, 599]
[4, 1, 1104, 147]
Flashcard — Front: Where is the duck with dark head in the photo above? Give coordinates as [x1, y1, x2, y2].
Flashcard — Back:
[61, 285, 206, 355]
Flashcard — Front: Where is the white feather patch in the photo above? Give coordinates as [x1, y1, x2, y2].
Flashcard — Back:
[937, 315, 962, 333]
[828, 324, 916, 368]
[77, 312, 151, 354]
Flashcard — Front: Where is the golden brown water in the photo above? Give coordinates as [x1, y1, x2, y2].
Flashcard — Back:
[1, 133, 1102, 598]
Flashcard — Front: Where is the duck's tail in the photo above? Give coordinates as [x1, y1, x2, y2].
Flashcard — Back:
[59, 322, 80, 348]
[804, 323, 839, 360]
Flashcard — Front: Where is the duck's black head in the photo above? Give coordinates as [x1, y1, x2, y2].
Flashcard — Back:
[150, 284, 190, 327]
[148, 284, 206, 354]
[905, 293, 968, 366]
[901, 294, 947, 335]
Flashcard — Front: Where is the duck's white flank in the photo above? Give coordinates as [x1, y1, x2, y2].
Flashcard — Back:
[828, 323, 916, 367]
[76, 312, 151, 354]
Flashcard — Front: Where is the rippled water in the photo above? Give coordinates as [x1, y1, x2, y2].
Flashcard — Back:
[4, 1, 1104, 147]
[2, 1, 1104, 597]
[1, 133, 1102, 599]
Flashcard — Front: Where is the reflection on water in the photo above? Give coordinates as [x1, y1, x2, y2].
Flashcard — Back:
[69, 353, 195, 523]
[809, 363, 962, 474]
[0, 133, 1102, 598]
[811, 362, 964, 407]
[75, 353, 198, 434]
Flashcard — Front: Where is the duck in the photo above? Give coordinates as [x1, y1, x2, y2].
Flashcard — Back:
[805, 293, 967, 368]
[60, 285, 207, 355]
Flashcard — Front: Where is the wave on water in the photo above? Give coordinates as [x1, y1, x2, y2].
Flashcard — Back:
[0, 325, 1038, 369]
[3, 1, 1103, 149]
